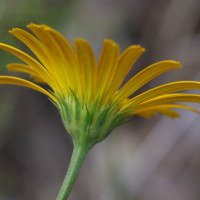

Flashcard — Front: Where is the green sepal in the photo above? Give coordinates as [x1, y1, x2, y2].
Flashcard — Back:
[116, 120, 132, 127]
[48, 89, 58, 97]
[48, 98, 60, 111]
[103, 112, 132, 138]
[89, 96, 100, 122]
[94, 104, 113, 131]
[105, 118, 132, 140]
[57, 93, 72, 125]
[116, 114, 133, 127]
[47, 90, 60, 110]
[107, 109, 134, 129]
[104, 127, 116, 140]
[81, 104, 90, 140]
[69, 88, 82, 124]
[48, 89, 136, 147]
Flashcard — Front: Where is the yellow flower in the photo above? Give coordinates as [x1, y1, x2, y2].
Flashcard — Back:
[1, 23, 200, 143]
[2, 23, 200, 200]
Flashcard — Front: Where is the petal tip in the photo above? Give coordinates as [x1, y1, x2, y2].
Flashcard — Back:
[27, 23, 35, 28]
[27, 23, 46, 30]
[104, 38, 115, 45]
[159, 60, 182, 68]
[174, 61, 182, 68]
[9, 28, 20, 33]
[74, 38, 83, 43]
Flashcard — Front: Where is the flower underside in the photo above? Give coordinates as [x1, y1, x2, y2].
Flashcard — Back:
[1, 23, 200, 143]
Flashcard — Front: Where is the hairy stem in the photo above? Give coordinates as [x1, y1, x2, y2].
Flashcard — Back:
[56, 141, 94, 200]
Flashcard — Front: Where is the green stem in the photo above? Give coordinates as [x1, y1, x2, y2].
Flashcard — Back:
[56, 141, 94, 200]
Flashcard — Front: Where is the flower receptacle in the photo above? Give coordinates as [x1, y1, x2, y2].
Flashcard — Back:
[54, 90, 133, 145]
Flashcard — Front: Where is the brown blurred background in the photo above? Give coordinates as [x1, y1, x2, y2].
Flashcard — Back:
[1, 0, 200, 200]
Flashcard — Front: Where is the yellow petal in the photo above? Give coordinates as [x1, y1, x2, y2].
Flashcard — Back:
[74, 38, 96, 102]
[157, 108, 180, 119]
[123, 81, 200, 109]
[7, 63, 46, 84]
[29, 74, 47, 84]
[105, 45, 145, 103]
[43, 25, 81, 95]
[27, 24, 71, 95]
[134, 103, 200, 118]
[134, 103, 200, 114]
[134, 94, 200, 110]
[137, 108, 180, 119]
[9, 28, 55, 75]
[0, 43, 61, 94]
[0, 76, 58, 103]
[7, 63, 37, 75]
[96, 39, 120, 102]
[136, 109, 157, 119]
[112, 61, 182, 103]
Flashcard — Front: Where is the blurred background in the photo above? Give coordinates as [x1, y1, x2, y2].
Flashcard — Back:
[1, 0, 200, 200]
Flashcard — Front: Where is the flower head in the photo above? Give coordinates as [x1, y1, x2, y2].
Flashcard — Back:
[1, 23, 200, 145]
